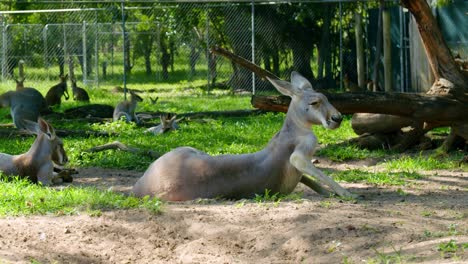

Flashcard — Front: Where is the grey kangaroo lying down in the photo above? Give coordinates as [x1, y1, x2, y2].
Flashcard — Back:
[132, 71, 356, 201]
[0, 118, 69, 185]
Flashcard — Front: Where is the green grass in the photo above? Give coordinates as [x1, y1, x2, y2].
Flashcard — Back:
[384, 153, 462, 171]
[330, 169, 423, 186]
[0, 175, 162, 216]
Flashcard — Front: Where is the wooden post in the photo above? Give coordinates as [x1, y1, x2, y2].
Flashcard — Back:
[383, 7, 392, 92]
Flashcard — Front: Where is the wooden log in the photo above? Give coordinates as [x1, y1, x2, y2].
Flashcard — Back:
[85, 141, 159, 159]
[251, 93, 468, 126]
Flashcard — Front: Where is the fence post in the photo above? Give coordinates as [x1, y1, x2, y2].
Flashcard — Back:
[121, 2, 127, 100]
[82, 21, 88, 83]
[1, 22, 7, 80]
[339, 1, 343, 91]
[205, 7, 210, 89]
[95, 14, 99, 88]
[251, 0, 255, 95]
[43, 24, 49, 77]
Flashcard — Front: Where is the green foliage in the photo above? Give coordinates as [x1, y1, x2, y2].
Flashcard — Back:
[438, 239, 458, 252]
[384, 153, 461, 171]
[0, 175, 162, 216]
[317, 144, 387, 162]
[253, 189, 303, 204]
[367, 245, 406, 264]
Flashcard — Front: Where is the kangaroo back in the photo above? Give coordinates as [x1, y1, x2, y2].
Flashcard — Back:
[1, 90, 44, 129]
[15, 77, 50, 113]
[46, 74, 69, 106]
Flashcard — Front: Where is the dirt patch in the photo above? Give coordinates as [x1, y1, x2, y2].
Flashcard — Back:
[0, 160, 467, 263]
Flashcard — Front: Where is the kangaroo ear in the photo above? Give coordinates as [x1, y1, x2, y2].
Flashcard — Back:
[290, 71, 315, 92]
[266, 77, 301, 97]
[37, 118, 56, 139]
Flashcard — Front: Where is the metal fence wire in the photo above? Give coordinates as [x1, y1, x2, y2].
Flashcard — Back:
[0, 1, 466, 95]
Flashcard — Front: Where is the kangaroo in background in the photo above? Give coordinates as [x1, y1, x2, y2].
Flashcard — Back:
[14, 77, 50, 114]
[45, 74, 69, 106]
[70, 78, 90, 102]
[145, 113, 180, 135]
[0, 118, 68, 185]
[132, 71, 355, 201]
[113, 90, 143, 124]
[0, 89, 45, 129]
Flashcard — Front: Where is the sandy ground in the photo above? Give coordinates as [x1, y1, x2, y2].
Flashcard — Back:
[0, 159, 467, 264]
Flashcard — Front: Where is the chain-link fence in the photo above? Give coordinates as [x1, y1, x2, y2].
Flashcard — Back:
[0, 1, 466, 95]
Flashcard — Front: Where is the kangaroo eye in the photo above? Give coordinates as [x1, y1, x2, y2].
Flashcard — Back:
[310, 101, 319, 106]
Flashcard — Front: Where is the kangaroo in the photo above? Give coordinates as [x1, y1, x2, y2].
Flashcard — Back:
[0, 90, 43, 129]
[14, 77, 50, 114]
[70, 78, 90, 102]
[45, 74, 69, 106]
[132, 71, 355, 201]
[0, 118, 68, 185]
[145, 113, 179, 135]
[113, 90, 143, 124]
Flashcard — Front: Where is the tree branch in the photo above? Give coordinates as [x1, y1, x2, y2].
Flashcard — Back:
[85, 141, 159, 159]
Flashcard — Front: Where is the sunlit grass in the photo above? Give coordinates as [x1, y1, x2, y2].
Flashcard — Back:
[0, 175, 162, 217]
[384, 153, 463, 171]
[330, 169, 423, 186]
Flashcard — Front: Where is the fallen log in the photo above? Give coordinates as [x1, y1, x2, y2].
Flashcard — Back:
[138, 109, 265, 121]
[251, 92, 468, 127]
[85, 141, 160, 159]
[0, 127, 115, 138]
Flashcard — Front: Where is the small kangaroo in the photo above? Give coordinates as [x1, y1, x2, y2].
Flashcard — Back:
[113, 90, 143, 124]
[0, 90, 43, 129]
[14, 77, 50, 114]
[70, 78, 90, 102]
[45, 74, 69, 106]
[0, 118, 68, 185]
[145, 113, 179, 135]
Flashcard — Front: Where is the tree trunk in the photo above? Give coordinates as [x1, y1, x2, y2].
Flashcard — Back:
[317, 4, 333, 81]
[383, 8, 392, 92]
[355, 12, 366, 89]
[371, 0, 384, 92]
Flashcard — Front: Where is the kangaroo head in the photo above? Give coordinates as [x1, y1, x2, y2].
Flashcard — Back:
[24, 118, 68, 166]
[130, 90, 143, 102]
[267, 71, 342, 130]
[160, 113, 178, 132]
